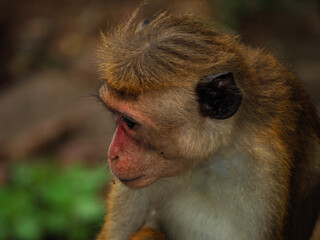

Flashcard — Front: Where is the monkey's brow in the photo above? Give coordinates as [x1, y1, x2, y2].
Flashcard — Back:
[94, 93, 137, 121]
[93, 93, 117, 113]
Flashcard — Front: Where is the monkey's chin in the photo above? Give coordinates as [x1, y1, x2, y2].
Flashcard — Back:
[119, 176, 157, 189]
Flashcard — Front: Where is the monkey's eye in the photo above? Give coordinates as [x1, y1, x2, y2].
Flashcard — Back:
[121, 116, 137, 129]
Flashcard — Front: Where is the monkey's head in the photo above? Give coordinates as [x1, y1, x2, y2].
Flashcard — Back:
[98, 12, 244, 189]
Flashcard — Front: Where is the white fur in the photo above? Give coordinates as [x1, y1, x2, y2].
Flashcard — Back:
[148, 147, 277, 240]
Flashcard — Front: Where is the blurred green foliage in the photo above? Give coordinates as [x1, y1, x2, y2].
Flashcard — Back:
[0, 161, 110, 240]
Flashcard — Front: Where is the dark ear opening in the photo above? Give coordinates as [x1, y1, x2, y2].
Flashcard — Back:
[196, 72, 242, 119]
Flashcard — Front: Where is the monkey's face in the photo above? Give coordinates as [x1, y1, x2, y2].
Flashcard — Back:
[99, 87, 197, 189]
[98, 72, 242, 189]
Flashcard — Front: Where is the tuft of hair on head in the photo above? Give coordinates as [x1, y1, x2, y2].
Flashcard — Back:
[98, 6, 244, 98]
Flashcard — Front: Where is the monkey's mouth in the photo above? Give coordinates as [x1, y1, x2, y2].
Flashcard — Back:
[118, 175, 143, 183]
[118, 175, 158, 189]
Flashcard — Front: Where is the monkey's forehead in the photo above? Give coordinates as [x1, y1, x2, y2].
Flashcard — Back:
[99, 73, 197, 100]
[99, 83, 199, 126]
[99, 81, 196, 103]
[101, 68, 197, 99]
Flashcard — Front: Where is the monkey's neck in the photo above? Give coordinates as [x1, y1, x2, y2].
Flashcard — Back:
[191, 147, 252, 186]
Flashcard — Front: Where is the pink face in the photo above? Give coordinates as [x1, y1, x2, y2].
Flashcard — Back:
[100, 91, 186, 189]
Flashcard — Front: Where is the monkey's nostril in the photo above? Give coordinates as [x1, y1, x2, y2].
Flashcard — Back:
[110, 155, 119, 162]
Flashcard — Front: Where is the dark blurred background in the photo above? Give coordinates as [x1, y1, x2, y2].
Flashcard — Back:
[0, 0, 319, 239]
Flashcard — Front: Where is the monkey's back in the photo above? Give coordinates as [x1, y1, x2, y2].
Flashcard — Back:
[244, 47, 320, 239]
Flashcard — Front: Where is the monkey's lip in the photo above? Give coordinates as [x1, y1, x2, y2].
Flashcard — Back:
[118, 175, 144, 183]
[119, 175, 158, 189]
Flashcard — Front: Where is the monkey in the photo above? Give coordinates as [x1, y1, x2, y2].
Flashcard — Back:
[95, 10, 320, 240]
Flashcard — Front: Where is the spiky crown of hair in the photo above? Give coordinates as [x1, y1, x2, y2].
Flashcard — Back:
[98, 8, 242, 97]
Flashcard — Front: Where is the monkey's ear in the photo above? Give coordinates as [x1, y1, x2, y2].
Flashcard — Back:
[196, 72, 242, 119]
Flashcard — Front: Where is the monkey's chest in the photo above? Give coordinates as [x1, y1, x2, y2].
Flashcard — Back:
[156, 158, 267, 240]
[158, 186, 239, 240]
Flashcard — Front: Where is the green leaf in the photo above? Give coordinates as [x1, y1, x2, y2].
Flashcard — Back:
[2, 159, 110, 240]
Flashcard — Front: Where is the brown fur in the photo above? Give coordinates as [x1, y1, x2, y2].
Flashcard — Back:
[98, 11, 245, 97]
[97, 224, 168, 240]
[97, 10, 320, 240]
[130, 228, 169, 240]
